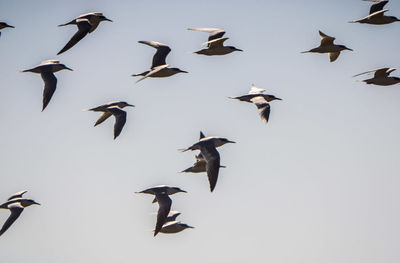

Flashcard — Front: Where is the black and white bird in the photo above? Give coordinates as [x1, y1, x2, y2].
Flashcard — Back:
[188, 27, 242, 56]
[181, 132, 227, 173]
[353, 67, 400, 86]
[350, 1, 399, 25]
[0, 191, 40, 237]
[22, 60, 73, 111]
[136, 185, 187, 204]
[57, 12, 112, 55]
[0, 22, 14, 38]
[181, 132, 235, 192]
[229, 84, 282, 124]
[132, 41, 188, 83]
[88, 101, 135, 139]
[136, 186, 186, 236]
[302, 31, 353, 62]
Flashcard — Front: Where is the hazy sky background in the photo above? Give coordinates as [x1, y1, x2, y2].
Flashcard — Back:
[1, 0, 400, 262]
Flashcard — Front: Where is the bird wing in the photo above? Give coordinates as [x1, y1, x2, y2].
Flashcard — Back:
[364, 9, 389, 19]
[106, 107, 127, 139]
[7, 191, 27, 201]
[370, 0, 389, 14]
[94, 111, 112, 126]
[0, 203, 24, 236]
[188, 27, 226, 47]
[319, 31, 335, 46]
[154, 193, 172, 236]
[40, 71, 57, 111]
[200, 143, 221, 192]
[249, 84, 265, 94]
[375, 67, 395, 78]
[138, 41, 171, 68]
[329, 52, 341, 62]
[57, 19, 92, 55]
[199, 131, 206, 139]
[251, 97, 271, 124]
[136, 64, 169, 83]
[203, 37, 229, 49]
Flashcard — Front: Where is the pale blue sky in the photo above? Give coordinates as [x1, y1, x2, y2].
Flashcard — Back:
[1, 0, 400, 262]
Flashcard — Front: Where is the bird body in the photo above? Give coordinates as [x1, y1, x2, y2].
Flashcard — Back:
[302, 31, 352, 62]
[188, 27, 242, 55]
[22, 60, 72, 111]
[354, 67, 400, 86]
[0, 191, 39, 237]
[0, 22, 14, 38]
[57, 12, 112, 55]
[159, 221, 194, 234]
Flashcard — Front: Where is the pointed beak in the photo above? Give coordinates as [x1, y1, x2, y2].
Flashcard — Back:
[105, 18, 113, 22]
[346, 48, 353, 51]
[7, 25, 15, 28]
[236, 49, 243, 52]
[180, 70, 188, 73]
[34, 202, 41, 206]
[227, 140, 236, 144]
[128, 104, 135, 107]
[65, 67, 73, 71]
[276, 98, 283, 101]
[180, 190, 187, 193]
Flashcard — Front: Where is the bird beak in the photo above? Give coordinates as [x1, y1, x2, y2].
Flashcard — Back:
[346, 48, 353, 51]
[180, 70, 189, 73]
[227, 140, 236, 144]
[7, 25, 15, 28]
[236, 49, 243, 52]
[65, 67, 73, 71]
[34, 202, 41, 205]
[276, 98, 283, 101]
[128, 104, 135, 107]
[105, 18, 113, 22]
[180, 190, 187, 193]
[188, 226, 195, 229]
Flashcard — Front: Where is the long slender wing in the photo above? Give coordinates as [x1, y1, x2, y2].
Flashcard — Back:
[138, 41, 171, 68]
[154, 193, 172, 236]
[188, 28, 226, 47]
[8, 191, 27, 201]
[0, 204, 24, 236]
[57, 19, 92, 55]
[136, 64, 169, 83]
[106, 107, 127, 139]
[319, 31, 335, 46]
[94, 112, 112, 126]
[200, 144, 221, 192]
[329, 52, 340, 62]
[249, 84, 265, 94]
[375, 68, 394, 78]
[370, 0, 388, 14]
[251, 97, 271, 124]
[41, 72, 57, 111]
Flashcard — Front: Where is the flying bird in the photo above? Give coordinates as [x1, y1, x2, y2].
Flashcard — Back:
[188, 27, 243, 56]
[229, 84, 282, 124]
[159, 221, 195, 234]
[57, 12, 112, 55]
[181, 132, 227, 173]
[301, 31, 353, 62]
[165, 211, 181, 223]
[181, 132, 235, 192]
[22, 60, 73, 111]
[0, 22, 14, 38]
[137, 186, 186, 236]
[353, 67, 400, 86]
[132, 41, 188, 83]
[0, 191, 40, 237]
[350, 1, 399, 25]
[88, 101, 135, 139]
[136, 185, 187, 204]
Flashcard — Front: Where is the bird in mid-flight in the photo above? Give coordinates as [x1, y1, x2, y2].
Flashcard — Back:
[136, 186, 186, 236]
[0, 22, 14, 38]
[181, 132, 235, 192]
[57, 12, 112, 55]
[350, 0, 399, 25]
[188, 27, 243, 56]
[132, 41, 188, 83]
[22, 60, 73, 111]
[229, 84, 282, 124]
[87, 101, 135, 139]
[159, 221, 194, 234]
[302, 31, 353, 62]
[0, 191, 40, 237]
[353, 67, 400, 86]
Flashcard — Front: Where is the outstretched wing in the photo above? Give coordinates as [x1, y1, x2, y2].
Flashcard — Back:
[138, 41, 171, 68]
[154, 193, 172, 236]
[41, 71, 57, 111]
[94, 112, 112, 126]
[57, 19, 92, 55]
[200, 143, 221, 192]
[106, 107, 127, 139]
[329, 52, 340, 62]
[7, 191, 27, 201]
[251, 97, 271, 124]
[0, 203, 24, 236]
[370, 0, 388, 14]
[319, 31, 335, 46]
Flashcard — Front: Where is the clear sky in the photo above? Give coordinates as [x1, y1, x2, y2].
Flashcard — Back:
[1, 0, 400, 262]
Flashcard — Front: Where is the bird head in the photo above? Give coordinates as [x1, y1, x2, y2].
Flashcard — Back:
[171, 68, 188, 74]
[21, 199, 40, 207]
[181, 223, 195, 229]
[99, 15, 113, 22]
[169, 187, 187, 194]
[338, 45, 353, 51]
[228, 46, 243, 52]
[266, 95, 283, 102]
[216, 138, 236, 147]
[117, 102, 135, 108]
[55, 64, 73, 72]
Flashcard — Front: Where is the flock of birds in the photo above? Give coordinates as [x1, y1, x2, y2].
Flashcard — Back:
[1, 0, 400, 238]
